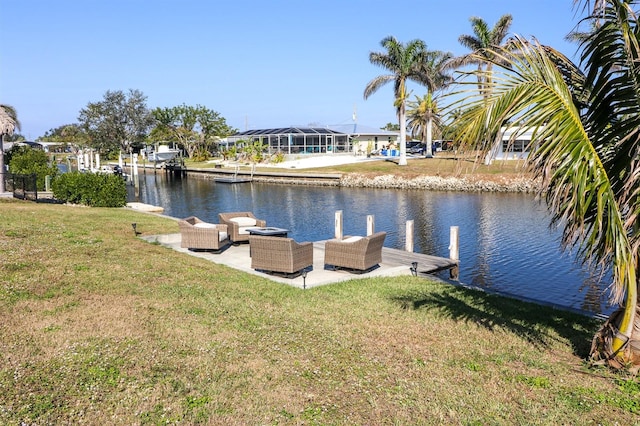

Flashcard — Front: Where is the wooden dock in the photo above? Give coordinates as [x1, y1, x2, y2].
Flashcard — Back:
[381, 246, 459, 279]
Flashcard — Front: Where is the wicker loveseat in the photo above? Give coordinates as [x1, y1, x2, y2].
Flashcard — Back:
[178, 216, 230, 252]
[323, 231, 386, 273]
[249, 235, 313, 277]
[218, 212, 267, 243]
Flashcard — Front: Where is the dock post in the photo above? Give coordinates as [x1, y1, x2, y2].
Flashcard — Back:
[335, 210, 343, 240]
[129, 151, 135, 185]
[449, 226, 460, 279]
[133, 154, 140, 200]
[406, 220, 414, 252]
[366, 215, 375, 236]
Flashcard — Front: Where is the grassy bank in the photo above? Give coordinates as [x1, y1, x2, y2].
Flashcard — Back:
[1, 199, 638, 425]
[190, 154, 532, 181]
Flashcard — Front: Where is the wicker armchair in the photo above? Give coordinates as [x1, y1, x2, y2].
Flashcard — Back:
[323, 231, 386, 273]
[178, 216, 230, 252]
[218, 212, 266, 243]
[249, 235, 313, 277]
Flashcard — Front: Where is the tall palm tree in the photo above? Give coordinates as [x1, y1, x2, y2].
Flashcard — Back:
[407, 93, 442, 157]
[364, 36, 428, 166]
[448, 14, 513, 99]
[0, 105, 20, 193]
[448, 0, 640, 369]
[413, 49, 453, 157]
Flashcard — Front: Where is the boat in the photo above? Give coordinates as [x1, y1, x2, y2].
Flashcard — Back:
[213, 165, 252, 184]
[214, 177, 252, 184]
[146, 145, 181, 162]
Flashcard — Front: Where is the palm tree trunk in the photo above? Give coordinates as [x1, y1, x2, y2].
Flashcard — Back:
[591, 268, 639, 367]
[612, 260, 638, 362]
[0, 133, 5, 193]
[616, 272, 638, 350]
[398, 102, 408, 166]
[425, 116, 433, 158]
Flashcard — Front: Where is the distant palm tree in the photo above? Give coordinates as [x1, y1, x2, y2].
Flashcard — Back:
[448, 14, 513, 99]
[364, 36, 428, 166]
[449, 0, 640, 369]
[0, 104, 20, 193]
[411, 49, 453, 157]
[407, 93, 442, 157]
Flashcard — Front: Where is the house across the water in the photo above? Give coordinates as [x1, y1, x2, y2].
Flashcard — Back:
[485, 127, 539, 164]
[224, 125, 399, 156]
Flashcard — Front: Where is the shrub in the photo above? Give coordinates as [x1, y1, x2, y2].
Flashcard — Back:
[191, 147, 210, 162]
[270, 152, 285, 164]
[51, 172, 127, 207]
[7, 145, 59, 191]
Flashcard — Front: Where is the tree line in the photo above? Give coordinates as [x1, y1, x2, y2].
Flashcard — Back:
[37, 89, 237, 160]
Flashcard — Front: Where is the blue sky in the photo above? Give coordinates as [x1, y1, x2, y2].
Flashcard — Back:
[1, 0, 584, 139]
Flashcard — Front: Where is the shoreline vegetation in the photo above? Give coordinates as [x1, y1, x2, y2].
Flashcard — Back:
[1, 189, 638, 423]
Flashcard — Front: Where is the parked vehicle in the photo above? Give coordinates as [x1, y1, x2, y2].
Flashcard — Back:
[408, 143, 426, 154]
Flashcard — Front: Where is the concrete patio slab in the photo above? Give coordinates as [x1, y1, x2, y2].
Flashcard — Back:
[142, 233, 429, 289]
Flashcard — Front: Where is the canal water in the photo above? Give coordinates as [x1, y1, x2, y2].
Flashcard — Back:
[131, 172, 614, 316]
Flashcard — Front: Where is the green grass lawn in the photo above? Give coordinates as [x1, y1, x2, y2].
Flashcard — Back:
[1, 199, 638, 425]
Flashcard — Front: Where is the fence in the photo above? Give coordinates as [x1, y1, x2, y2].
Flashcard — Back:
[5, 173, 38, 201]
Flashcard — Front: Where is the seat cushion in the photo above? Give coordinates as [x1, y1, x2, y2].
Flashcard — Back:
[193, 222, 218, 229]
[218, 231, 228, 242]
[238, 226, 256, 235]
[229, 217, 257, 227]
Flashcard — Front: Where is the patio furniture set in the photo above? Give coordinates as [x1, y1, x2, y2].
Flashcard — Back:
[178, 211, 386, 278]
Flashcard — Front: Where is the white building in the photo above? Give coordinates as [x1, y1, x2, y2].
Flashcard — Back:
[485, 127, 538, 164]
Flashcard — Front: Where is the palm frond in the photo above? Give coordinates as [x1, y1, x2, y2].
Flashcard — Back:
[0, 104, 20, 134]
[490, 14, 514, 46]
[363, 75, 395, 100]
[580, 0, 640, 268]
[446, 35, 634, 305]
[469, 17, 491, 46]
[458, 34, 484, 52]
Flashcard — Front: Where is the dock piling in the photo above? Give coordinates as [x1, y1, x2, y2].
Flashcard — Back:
[449, 226, 460, 279]
[366, 215, 375, 236]
[335, 210, 343, 240]
[405, 220, 414, 252]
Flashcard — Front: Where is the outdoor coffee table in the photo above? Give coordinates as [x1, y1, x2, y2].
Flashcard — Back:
[247, 227, 289, 256]
[247, 227, 289, 237]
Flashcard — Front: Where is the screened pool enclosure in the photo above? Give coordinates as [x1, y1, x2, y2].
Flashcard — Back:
[226, 127, 352, 155]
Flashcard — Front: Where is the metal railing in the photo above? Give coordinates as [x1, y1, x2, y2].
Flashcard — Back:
[5, 173, 38, 201]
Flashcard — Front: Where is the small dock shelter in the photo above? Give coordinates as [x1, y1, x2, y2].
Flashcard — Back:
[224, 125, 398, 156]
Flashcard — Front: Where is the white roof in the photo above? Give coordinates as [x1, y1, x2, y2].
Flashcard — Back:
[327, 123, 398, 136]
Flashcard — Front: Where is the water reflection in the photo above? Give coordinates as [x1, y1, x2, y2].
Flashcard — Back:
[131, 173, 614, 315]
